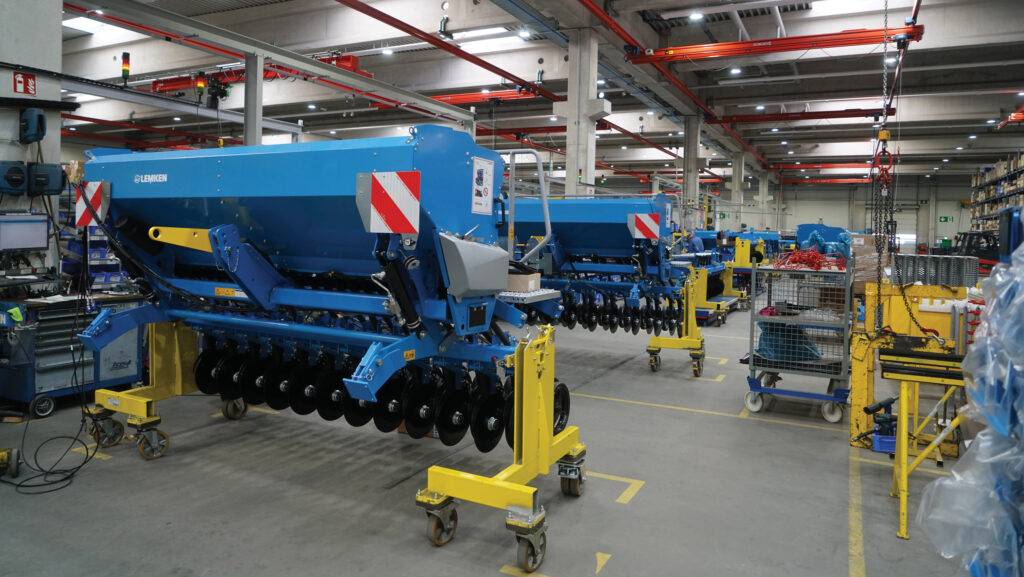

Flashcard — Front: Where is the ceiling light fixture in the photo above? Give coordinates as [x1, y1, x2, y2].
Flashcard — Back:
[770, 128, 779, 132]
[518, 29, 531, 38]
[925, 174, 931, 178]
[943, 159, 949, 162]
[597, 79, 606, 85]
[730, 67, 741, 75]
[382, 47, 393, 55]
[968, 135, 977, 139]
[987, 119, 997, 124]
[885, 56, 897, 65]
[787, 150, 794, 155]
[481, 88, 490, 94]
[621, 145, 628, 150]
[688, 12, 704, 21]
[172, 117, 181, 122]
[330, 130, 337, 135]
[780, 141, 788, 145]
[598, 91, 605, 98]
[307, 103, 316, 109]
[647, 110, 654, 115]
[956, 146, 964, 150]
[756, 105, 765, 111]
[550, 115, 557, 121]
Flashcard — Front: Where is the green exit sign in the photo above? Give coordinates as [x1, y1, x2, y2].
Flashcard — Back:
[939, 216, 954, 223]
[720, 212, 728, 219]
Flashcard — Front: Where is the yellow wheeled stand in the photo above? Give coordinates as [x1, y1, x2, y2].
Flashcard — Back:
[646, 279, 706, 376]
[86, 321, 200, 460]
[415, 326, 586, 574]
[688, 265, 748, 323]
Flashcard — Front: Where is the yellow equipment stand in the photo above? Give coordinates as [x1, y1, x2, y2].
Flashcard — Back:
[415, 325, 586, 574]
[86, 321, 202, 460]
[645, 278, 706, 376]
[688, 264, 747, 319]
[729, 238, 765, 270]
[848, 281, 969, 539]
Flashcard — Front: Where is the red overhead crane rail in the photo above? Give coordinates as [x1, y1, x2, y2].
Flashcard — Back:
[62, 130, 198, 150]
[628, 25, 925, 64]
[149, 54, 372, 93]
[708, 108, 894, 125]
[772, 163, 874, 170]
[997, 102, 1024, 130]
[434, 90, 538, 105]
[781, 178, 872, 184]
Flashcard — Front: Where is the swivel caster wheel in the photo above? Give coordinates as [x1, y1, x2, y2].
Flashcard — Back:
[648, 354, 661, 372]
[517, 533, 547, 574]
[691, 358, 704, 378]
[89, 418, 125, 448]
[744, 391, 764, 413]
[222, 398, 248, 420]
[426, 509, 458, 547]
[821, 401, 844, 424]
[560, 467, 585, 497]
[137, 430, 170, 460]
[29, 394, 56, 419]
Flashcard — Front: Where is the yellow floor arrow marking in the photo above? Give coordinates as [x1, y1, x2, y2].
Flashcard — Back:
[72, 443, 112, 461]
[704, 356, 730, 365]
[694, 374, 726, 383]
[500, 565, 551, 577]
[595, 552, 611, 574]
[738, 408, 751, 418]
[588, 471, 646, 504]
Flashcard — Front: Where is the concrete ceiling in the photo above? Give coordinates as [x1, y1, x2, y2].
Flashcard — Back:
[58, 0, 1024, 187]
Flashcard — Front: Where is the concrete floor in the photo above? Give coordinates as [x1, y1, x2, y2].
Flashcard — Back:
[1, 311, 959, 577]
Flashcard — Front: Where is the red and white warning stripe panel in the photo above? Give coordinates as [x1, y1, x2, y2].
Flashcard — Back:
[627, 213, 660, 239]
[356, 171, 420, 234]
[75, 181, 109, 227]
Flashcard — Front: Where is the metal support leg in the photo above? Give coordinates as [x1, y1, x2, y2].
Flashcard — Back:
[892, 380, 912, 539]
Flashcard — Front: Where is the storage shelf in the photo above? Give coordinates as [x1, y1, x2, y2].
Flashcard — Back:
[971, 187, 1023, 207]
[972, 166, 1024, 191]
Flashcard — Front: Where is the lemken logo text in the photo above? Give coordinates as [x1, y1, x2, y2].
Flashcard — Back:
[134, 174, 168, 183]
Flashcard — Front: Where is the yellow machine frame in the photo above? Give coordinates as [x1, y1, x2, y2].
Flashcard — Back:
[728, 238, 765, 270]
[415, 325, 586, 572]
[849, 281, 969, 539]
[87, 322, 199, 459]
[645, 277, 706, 376]
[688, 263, 747, 314]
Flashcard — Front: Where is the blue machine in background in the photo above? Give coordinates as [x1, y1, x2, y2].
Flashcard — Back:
[77, 125, 564, 453]
[513, 193, 707, 375]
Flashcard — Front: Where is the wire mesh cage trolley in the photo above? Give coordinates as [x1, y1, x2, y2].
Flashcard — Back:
[742, 264, 853, 422]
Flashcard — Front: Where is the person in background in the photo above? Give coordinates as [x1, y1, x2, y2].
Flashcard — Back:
[686, 231, 705, 253]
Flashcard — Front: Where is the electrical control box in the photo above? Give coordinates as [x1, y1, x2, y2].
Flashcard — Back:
[27, 163, 63, 196]
[19, 108, 46, 144]
[0, 161, 27, 195]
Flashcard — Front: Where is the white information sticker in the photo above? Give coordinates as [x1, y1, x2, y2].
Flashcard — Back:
[471, 157, 494, 215]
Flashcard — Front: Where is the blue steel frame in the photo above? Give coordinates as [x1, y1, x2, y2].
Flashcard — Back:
[77, 125, 530, 403]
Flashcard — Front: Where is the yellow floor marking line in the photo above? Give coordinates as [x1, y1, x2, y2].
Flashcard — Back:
[72, 443, 112, 461]
[500, 565, 551, 577]
[849, 446, 866, 577]
[595, 552, 611, 574]
[573, 391, 843, 430]
[857, 457, 951, 477]
[704, 356, 730, 366]
[694, 374, 726, 383]
[588, 471, 646, 504]
[738, 408, 751, 418]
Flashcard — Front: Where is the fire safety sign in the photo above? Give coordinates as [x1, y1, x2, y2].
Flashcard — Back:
[13, 72, 37, 95]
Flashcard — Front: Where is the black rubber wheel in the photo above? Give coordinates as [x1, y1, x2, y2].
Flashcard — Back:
[470, 393, 505, 453]
[261, 362, 293, 411]
[560, 470, 584, 497]
[518, 534, 547, 574]
[435, 388, 470, 446]
[287, 365, 319, 416]
[237, 358, 268, 405]
[552, 380, 570, 435]
[28, 394, 56, 419]
[193, 349, 222, 395]
[427, 509, 458, 547]
[214, 353, 247, 400]
[342, 394, 374, 427]
[372, 371, 409, 432]
[91, 419, 124, 447]
[138, 430, 169, 460]
[314, 368, 346, 421]
[403, 382, 438, 439]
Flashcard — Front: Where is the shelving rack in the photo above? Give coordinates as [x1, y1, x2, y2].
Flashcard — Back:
[970, 154, 1023, 231]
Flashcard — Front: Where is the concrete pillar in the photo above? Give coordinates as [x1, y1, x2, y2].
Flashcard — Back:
[244, 52, 264, 146]
[758, 175, 769, 230]
[731, 152, 747, 230]
[684, 116, 701, 231]
[553, 28, 608, 196]
[928, 183, 938, 247]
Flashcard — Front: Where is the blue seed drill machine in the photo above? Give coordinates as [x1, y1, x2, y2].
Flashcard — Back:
[513, 193, 706, 376]
[75, 125, 583, 573]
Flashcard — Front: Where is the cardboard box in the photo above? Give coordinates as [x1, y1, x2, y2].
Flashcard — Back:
[507, 272, 541, 293]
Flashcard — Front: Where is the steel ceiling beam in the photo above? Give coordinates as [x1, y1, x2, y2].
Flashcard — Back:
[66, 0, 473, 126]
[59, 77, 302, 134]
[708, 108, 894, 124]
[659, 0, 800, 20]
[780, 178, 872, 184]
[628, 25, 925, 64]
[62, 113, 243, 145]
[772, 163, 874, 170]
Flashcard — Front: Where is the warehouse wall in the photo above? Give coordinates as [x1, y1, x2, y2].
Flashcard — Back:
[773, 177, 971, 243]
